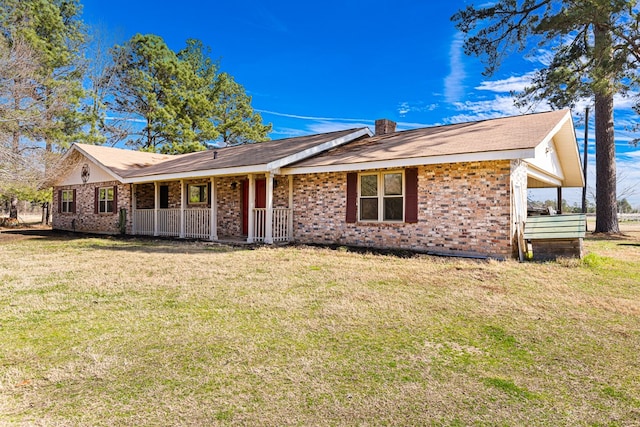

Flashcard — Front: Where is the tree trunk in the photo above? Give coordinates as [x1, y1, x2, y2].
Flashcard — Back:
[593, 24, 619, 234]
[9, 195, 18, 219]
[594, 91, 619, 233]
[41, 202, 50, 225]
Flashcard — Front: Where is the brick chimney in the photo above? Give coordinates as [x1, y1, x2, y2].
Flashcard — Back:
[375, 119, 396, 136]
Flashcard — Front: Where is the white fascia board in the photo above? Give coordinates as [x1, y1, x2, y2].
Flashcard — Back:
[281, 148, 536, 175]
[538, 110, 572, 148]
[526, 164, 563, 187]
[71, 144, 126, 183]
[265, 128, 373, 172]
[124, 164, 269, 183]
[530, 111, 584, 187]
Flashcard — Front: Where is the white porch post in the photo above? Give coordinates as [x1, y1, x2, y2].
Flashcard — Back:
[131, 184, 137, 235]
[265, 172, 274, 244]
[153, 182, 159, 237]
[288, 175, 293, 241]
[210, 177, 217, 241]
[247, 174, 255, 243]
[180, 179, 186, 238]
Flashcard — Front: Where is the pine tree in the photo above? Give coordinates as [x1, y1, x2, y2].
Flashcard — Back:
[212, 72, 271, 146]
[452, 0, 640, 233]
[0, 0, 85, 219]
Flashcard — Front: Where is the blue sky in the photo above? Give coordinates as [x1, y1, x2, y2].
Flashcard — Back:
[81, 0, 640, 208]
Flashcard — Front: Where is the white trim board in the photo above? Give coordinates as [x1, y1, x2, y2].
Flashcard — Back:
[281, 148, 536, 175]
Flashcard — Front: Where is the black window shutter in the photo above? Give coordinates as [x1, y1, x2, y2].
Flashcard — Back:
[72, 189, 77, 213]
[405, 168, 418, 223]
[58, 190, 62, 213]
[346, 172, 358, 223]
[94, 187, 99, 214]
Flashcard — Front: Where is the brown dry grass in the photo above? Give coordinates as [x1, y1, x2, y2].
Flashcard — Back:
[0, 223, 639, 425]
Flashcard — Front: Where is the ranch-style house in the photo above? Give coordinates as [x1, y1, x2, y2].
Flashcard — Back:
[50, 109, 584, 259]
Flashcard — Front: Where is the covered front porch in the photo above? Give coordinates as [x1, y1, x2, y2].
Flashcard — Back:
[130, 173, 293, 243]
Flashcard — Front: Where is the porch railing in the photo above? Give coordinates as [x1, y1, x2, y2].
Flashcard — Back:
[134, 209, 154, 236]
[133, 207, 291, 242]
[184, 209, 211, 239]
[157, 209, 180, 237]
[253, 208, 291, 243]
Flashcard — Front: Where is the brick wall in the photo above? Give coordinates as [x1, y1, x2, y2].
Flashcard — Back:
[291, 161, 514, 259]
[52, 162, 516, 258]
[135, 183, 155, 209]
[216, 176, 243, 237]
[52, 181, 132, 234]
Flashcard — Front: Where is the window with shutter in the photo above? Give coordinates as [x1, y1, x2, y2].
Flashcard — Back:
[97, 186, 115, 213]
[357, 171, 405, 222]
[60, 189, 75, 213]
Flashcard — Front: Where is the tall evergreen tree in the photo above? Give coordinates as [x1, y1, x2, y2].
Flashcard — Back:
[178, 40, 270, 147]
[212, 72, 271, 146]
[452, 0, 640, 233]
[107, 34, 271, 153]
[2, 0, 86, 152]
[0, 0, 85, 219]
[107, 34, 217, 153]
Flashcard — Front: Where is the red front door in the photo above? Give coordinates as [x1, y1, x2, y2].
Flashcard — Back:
[242, 179, 266, 235]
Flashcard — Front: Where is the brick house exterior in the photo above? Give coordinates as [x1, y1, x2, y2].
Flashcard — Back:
[50, 111, 584, 259]
[290, 161, 514, 258]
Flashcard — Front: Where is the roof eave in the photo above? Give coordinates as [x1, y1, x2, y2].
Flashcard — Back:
[282, 148, 536, 175]
[124, 164, 271, 183]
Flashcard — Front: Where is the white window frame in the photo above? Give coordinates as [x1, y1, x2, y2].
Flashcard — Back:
[358, 170, 405, 222]
[61, 190, 74, 213]
[188, 183, 208, 205]
[98, 187, 114, 214]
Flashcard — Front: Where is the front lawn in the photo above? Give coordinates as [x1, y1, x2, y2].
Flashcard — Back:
[1, 227, 639, 425]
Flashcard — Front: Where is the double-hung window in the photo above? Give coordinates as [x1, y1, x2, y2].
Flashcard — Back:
[359, 171, 404, 222]
[60, 190, 74, 213]
[98, 187, 114, 213]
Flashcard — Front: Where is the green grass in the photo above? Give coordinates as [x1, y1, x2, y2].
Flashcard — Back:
[0, 230, 639, 425]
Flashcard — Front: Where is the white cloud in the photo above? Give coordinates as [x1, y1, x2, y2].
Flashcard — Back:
[268, 127, 309, 138]
[613, 92, 639, 110]
[256, 109, 371, 123]
[524, 49, 554, 67]
[443, 32, 467, 104]
[397, 101, 438, 117]
[446, 96, 530, 123]
[306, 121, 372, 134]
[475, 72, 537, 93]
[105, 116, 146, 123]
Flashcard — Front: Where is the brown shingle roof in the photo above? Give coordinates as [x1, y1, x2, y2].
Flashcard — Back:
[125, 128, 366, 178]
[290, 110, 570, 168]
[74, 144, 172, 179]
